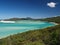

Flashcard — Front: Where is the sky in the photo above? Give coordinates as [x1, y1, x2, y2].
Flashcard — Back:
[0, 0, 60, 19]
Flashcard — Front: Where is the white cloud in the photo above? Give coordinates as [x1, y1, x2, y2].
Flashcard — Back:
[47, 2, 57, 8]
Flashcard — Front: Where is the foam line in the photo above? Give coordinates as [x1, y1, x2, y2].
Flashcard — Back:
[0, 20, 15, 23]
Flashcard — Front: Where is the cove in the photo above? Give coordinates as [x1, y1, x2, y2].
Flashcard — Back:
[0, 20, 56, 39]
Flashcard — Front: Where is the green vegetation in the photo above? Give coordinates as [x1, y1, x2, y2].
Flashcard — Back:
[40, 16, 60, 24]
[0, 16, 60, 45]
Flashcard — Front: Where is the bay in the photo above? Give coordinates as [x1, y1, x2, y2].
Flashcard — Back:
[0, 20, 56, 39]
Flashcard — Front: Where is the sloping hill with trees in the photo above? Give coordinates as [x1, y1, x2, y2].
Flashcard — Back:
[40, 16, 60, 24]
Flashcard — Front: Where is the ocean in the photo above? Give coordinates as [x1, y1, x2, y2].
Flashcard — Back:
[0, 20, 56, 39]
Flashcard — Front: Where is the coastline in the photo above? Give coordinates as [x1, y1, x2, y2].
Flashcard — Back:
[50, 22, 59, 25]
[0, 21, 57, 39]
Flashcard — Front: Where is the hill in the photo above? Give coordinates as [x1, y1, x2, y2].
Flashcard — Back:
[40, 16, 60, 24]
[3, 17, 33, 21]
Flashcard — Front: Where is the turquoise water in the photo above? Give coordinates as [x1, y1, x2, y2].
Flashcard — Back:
[0, 20, 55, 38]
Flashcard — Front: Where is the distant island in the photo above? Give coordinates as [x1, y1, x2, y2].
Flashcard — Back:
[2, 17, 33, 21]
[1, 16, 60, 23]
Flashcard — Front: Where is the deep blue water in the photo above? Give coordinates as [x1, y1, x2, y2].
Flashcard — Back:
[0, 20, 56, 38]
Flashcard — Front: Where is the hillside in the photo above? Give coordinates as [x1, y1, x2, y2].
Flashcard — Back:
[0, 16, 60, 45]
[40, 16, 60, 24]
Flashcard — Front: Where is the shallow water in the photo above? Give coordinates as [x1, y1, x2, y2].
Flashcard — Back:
[0, 20, 55, 38]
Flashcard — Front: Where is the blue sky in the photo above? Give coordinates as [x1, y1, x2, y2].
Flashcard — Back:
[0, 0, 60, 19]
